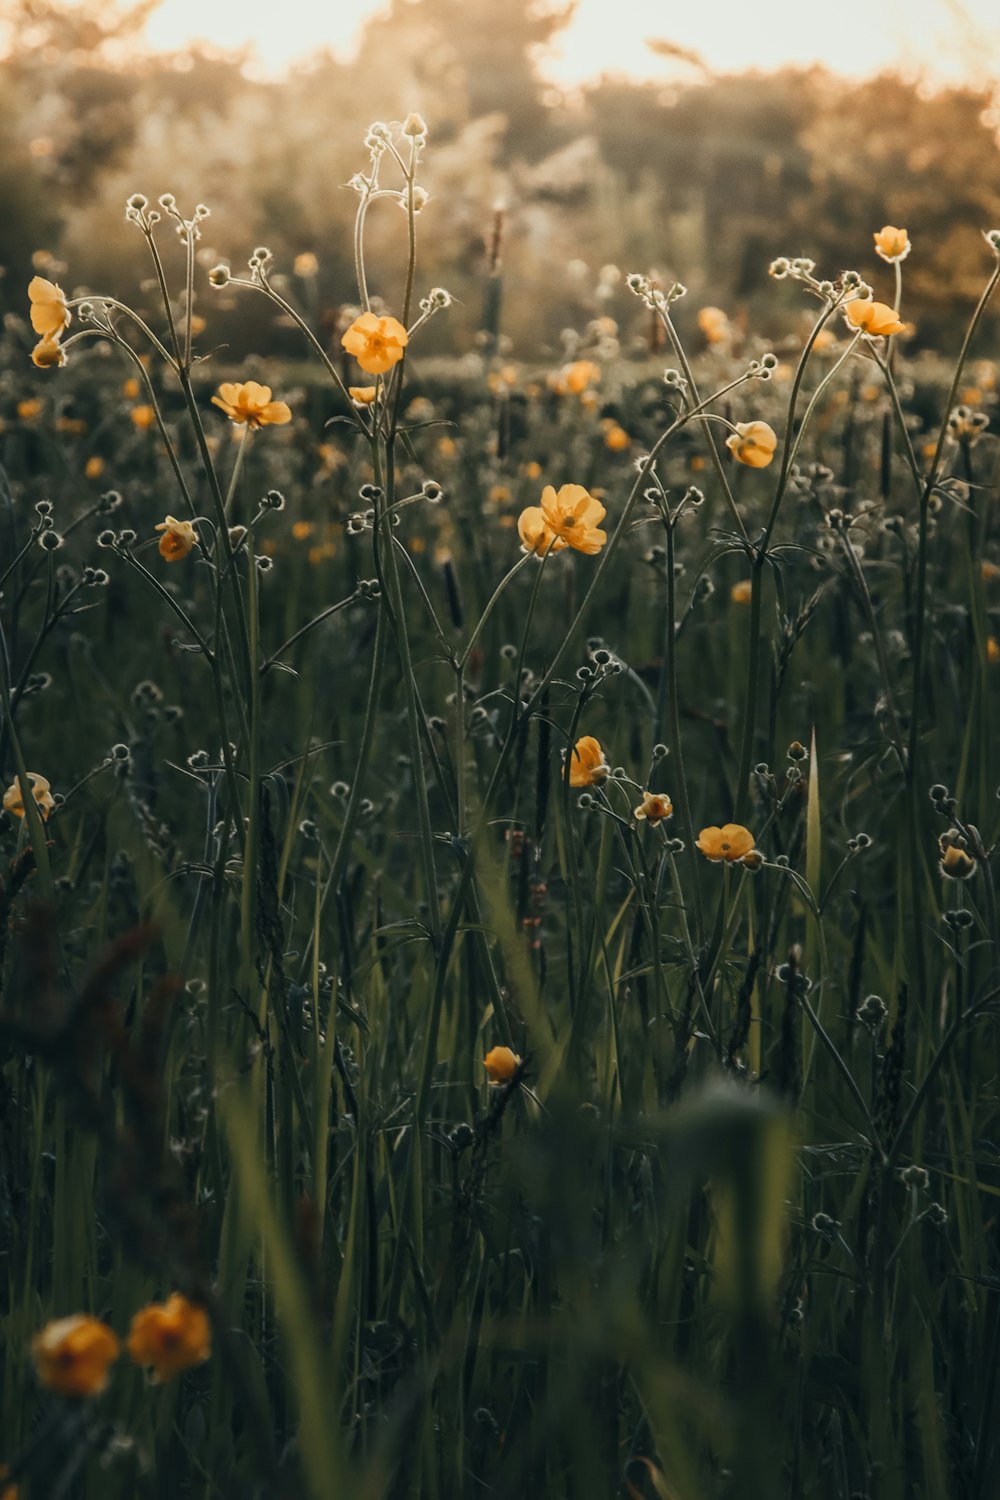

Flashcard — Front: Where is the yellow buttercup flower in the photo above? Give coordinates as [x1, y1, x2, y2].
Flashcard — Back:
[696, 824, 756, 862]
[155, 516, 198, 562]
[873, 225, 910, 263]
[3, 772, 55, 822]
[568, 735, 610, 788]
[554, 359, 600, 395]
[341, 313, 409, 375]
[726, 421, 778, 469]
[32, 1314, 121, 1398]
[988, 636, 1000, 665]
[28, 275, 71, 338]
[634, 791, 673, 825]
[211, 381, 292, 430]
[294, 251, 319, 278]
[698, 306, 731, 344]
[31, 332, 66, 369]
[130, 404, 156, 430]
[603, 422, 630, 452]
[85, 456, 104, 480]
[731, 580, 753, 604]
[126, 1294, 211, 1384]
[348, 386, 378, 406]
[844, 299, 905, 337]
[517, 484, 607, 558]
[483, 1045, 521, 1083]
[17, 399, 41, 422]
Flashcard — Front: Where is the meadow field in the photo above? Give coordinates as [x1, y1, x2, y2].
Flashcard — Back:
[2, 114, 1000, 1500]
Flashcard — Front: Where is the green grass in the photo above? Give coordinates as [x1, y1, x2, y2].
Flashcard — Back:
[1, 134, 1000, 1500]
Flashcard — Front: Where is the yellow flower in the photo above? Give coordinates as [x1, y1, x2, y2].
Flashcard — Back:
[0, 1463, 18, 1500]
[731, 580, 753, 604]
[31, 332, 66, 369]
[130, 404, 156, 430]
[726, 421, 778, 469]
[873, 225, 910, 263]
[634, 791, 673, 825]
[28, 275, 71, 338]
[981, 561, 1000, 582]
[483, 1045, 521, 1083]
[123, 377, 141, 399]
[348, 385, 378, 406]
[155, 515, 198, 562]
[696, 824, 756, 862]
[341, 312, 409, 375]
[845, 299, 905, 337]
[603, 423, 630, 452]
[554, 359, 600, 395]
[85, 456, 104, 480]
[517, 484, 607, 558]
[32, 1314, 120, 1398]
[211, 381, 292, 430]
[568, 735, 610, 788]
[126, 1294, 211, 1384]
[292, 521, 314, 541]
[294, 251, 319, 278]
[698, 306, 731, 344]
[938, 830, 976, 879]
[989, 636, 1000, 665]
[3, 772, 55, 822]
[17, 399, 41, 422]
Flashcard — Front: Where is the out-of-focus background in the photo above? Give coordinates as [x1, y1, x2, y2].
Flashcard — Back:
[3, 0, 1000, 356]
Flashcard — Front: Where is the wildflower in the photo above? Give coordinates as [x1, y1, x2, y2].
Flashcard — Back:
[155, 516, 198, 562]
[341, 312, 409, 375]
[726, 421, 778, 469]
[0, 1463, 17, 1500]
[634, 791, 673, 825]
[28, 275, 71, 338]
[731, 580, 753, 604]
[294, 251, 319, 278]
[938, 829, 976, 879]
[981, 561, 1000, 582]
[348, 386, 378, 406]
[568, 735, 610, 788]
[130, 405, 156, 430]
[603, 423, 630, 452]
[483, 1045, 521, 1083]
[517, 484, 607, 557]
[211, 381, 292, 430]
[844, 299, 905, 337]
[31, 332, 66, 369]
[126, 1294, 211, 1383]
[554, 359, 600, 395]
[122, 377, 141, 399]
[698, 306, 731, 343]
[17, 399, 41, 422]
[31, 1315, 120, 1397]
[874, 225, 910, 263]
[3, 772, 55, 821]
[696, 824, 756, 862]
[989, 637, 1000, 665]
[85, 456, 104, 480]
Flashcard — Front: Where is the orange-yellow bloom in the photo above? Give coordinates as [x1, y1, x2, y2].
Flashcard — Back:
[211, 381, 292, 430]
[85, 456, 104, 480]
[517, 484, 607, 558]
[873, 225, 910, 263]
[554, 359, 600, 395]
[28, 275, 71, 338]
[698, 306, 731, 344]
[31, 1315, 120, 1398]
[341, 312, 409, 375]
[731, 580, 753, 604]
[126, 1294, 211, 1383]
[988, 636, 1000, 665]
[348, 385, 378, 405]
[634, 791, 673, 825]
[130, 404, 156, 430]
[696, 824, 756, 862]
[0, 1462, 18, 1500]
[726, 421, 778, 469]
[568, 735, 610, 788]
[3, 772, 55, 822]
[155, 516, 198, 562]
[31, 332, 66, 369]
[845, 299, 905, 337]
[603, 423, 630, 452]
[483, 1045, 521, 1083]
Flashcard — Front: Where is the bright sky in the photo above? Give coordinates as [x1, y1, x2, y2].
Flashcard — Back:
[132, 0, 1000, 85]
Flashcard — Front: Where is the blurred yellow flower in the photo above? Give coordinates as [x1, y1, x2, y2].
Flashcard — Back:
[341, 312, 409, 375]
[348, 386, 378, 405]
[28, 275, 71, 338]
[696, 824, 755, 862]
[123, 377, 141, 399]
[731, 580, 753, 604]
[483, 1045, 521, 1083]
[294, 251, 319, 278]
[874, 225, 910, 263]
[126, 1294, 211, 1384]
[85, 456, 104, 480]
[130, 405, 156, 430]
[603, 423, 630, 452]
[155, 516, 198, 562]
[31, 1315, 120, 1398]
[698, 306, 731, 344]
[634, 791, 673, 825]
[726, 421, 778, 469]
[568, 735, 610, 788]
[3, 772, 55, 822]
[292, 521, 314, 541]
[989, 636, 1000, 665]
[31, 332, 65, 369]
[0, 1462, 18, 1500]
[845, 299, 905, 337]
[211, 381, 292, 430]
[517, 484, 607, 557]
[981, 561, 1000, 582]
[17, 399, 41, 422]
